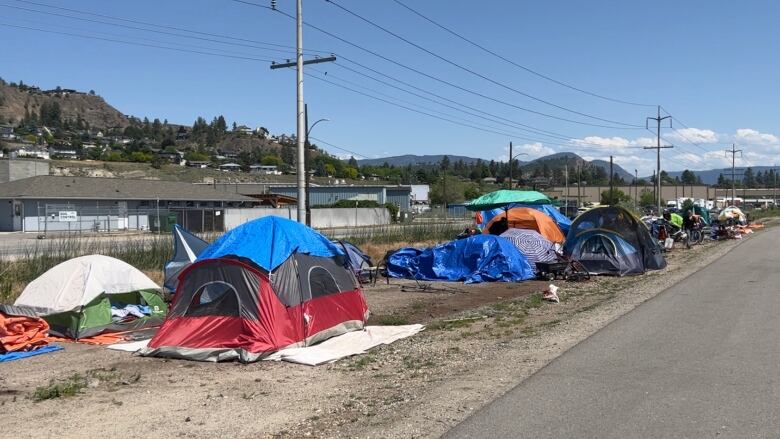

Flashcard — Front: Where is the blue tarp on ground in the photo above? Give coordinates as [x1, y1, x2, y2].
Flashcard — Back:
[332, 240, 373, 275]
[198, 216, 344, 271]
[0, 344, 63, 362]
[387, 235, 535, 284]
[478, 204, 571, 234]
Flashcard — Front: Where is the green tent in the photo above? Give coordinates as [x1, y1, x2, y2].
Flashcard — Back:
[14, 255, 167, 339]
[466, 190, 551, 211]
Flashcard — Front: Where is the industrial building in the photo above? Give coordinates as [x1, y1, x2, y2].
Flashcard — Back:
[0, 176, 256, 233]
[207, 183, 414, 212]
[0, 159, 50, 183]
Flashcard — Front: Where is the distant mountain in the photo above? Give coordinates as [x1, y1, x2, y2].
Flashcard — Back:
[523, 152, 634, 181]
[357, 154, 490, 167]
[665, 166, 779, 185]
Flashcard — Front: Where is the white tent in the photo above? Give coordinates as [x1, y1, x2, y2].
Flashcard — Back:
[15, 255, 159, 315]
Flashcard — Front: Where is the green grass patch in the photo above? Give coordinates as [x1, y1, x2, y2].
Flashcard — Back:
[33, 374, 87, 402]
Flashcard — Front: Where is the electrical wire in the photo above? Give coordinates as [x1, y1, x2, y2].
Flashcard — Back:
[0, 22, 274, 63]
[229, 0, 645, 130]
[0, 2, 310, 56]
[11, 0, 328, 53]
[388, 0, 655, 108]
[323, 0, 643, 127]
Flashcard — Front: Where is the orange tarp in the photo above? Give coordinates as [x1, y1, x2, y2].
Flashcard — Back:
[0, 313, 53, 352]
[483, 207, 565, 243]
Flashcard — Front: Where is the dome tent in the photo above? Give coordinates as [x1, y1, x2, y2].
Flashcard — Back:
[14, 255, 166, 339]
[564, 206, 666, 276]
[483, 207, 565, 243]
[141, 217, 369, 363]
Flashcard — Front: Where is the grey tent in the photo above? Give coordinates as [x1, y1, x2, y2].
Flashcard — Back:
[164, 225, 209, 292]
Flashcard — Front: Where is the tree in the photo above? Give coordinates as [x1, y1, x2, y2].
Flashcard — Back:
[89, 89, 96, 95]
[440, 155, 450, 172]
[348, 156, 358, 167]
[681, 169, 697, 185]
[600, 189, 631, 205]
[639, 190, 657, 207]
[324, 163, 336, 177]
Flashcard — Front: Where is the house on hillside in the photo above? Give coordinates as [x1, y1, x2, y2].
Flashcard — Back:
[233, 125, 253, 135]
[186, 161, 211, 169]
[218, 163, 242, 172]
[156, 151, 183, 165]
[13, 147, 50, 160]
[0, 125, 15, 140]
[49, 148, 78, 159]
[249, 165, 281, 175]
[482, 177, 497, 184]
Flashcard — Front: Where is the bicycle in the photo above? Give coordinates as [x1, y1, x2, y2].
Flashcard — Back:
[535, 252, 590, 282]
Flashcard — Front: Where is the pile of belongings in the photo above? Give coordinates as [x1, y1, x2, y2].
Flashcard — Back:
[386, 234, 535, 283]
[13, 255, 167, 340]
[0, 305, 62, 362]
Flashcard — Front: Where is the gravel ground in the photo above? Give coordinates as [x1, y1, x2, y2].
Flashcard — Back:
[0, 235, 751, 439]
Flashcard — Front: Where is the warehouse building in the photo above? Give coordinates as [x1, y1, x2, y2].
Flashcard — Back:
[0, 176, 256, 233]
[207, 183, 414, 212]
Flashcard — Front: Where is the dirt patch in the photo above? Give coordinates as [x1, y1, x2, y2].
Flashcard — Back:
[0, 237, 749, 439]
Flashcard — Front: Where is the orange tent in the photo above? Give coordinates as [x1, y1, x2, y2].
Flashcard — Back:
[483, 207, 565, 243]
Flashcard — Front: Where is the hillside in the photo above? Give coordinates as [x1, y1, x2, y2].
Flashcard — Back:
[0, 81, 129, 129]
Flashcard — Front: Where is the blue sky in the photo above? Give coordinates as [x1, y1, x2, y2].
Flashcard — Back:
[2, 0, 779, 175]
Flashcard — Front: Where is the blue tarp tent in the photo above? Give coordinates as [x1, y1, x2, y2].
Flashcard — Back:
[386, 235, 535, 284]
[332, 240, 373, 275]
[198, 216, 344, 271]
[478, 203, 571, 235]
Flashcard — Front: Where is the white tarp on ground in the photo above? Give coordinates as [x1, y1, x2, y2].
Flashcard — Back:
[264, 324, 425, 366]
[106, 325, 424, 365]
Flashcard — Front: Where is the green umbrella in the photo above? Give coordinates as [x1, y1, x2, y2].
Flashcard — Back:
[465, 190, 551, 211]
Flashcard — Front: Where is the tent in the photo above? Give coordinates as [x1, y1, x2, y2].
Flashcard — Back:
[331, 240, 373, 277]
[483, 207, 565, 243]
[565, 229, 644, 276]
[499, 229, 557, 272]
[386, 234, 535, 283]
[465, 190, 551, 211]
[564, 206, 666, 276]
[14, 255, 166, 339]
[141, 217, 368, 363]
[477, 203, 571, 235]
[164, 225, 209, 292]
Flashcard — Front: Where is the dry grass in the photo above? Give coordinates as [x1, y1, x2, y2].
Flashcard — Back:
[361, 240, 442, 264]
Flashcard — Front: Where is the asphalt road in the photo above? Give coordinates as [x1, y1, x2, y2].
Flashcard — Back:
[445, 227, 780, 439]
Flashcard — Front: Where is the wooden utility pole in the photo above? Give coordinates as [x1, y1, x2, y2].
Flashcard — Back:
[609, 156, 614, 205]
[725, 143, 743, 205]
[508, 141, 513, 189]
[645, 106, 673, 215]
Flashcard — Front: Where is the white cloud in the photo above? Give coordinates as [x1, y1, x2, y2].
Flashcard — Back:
[570, 136, 631, 149]
[735, 128, 780, 145]
[668, 128, 719, 144]
[520, 142, 555, 159]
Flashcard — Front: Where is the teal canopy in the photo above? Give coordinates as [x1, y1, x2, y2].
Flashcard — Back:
[465, 190, 551, 211]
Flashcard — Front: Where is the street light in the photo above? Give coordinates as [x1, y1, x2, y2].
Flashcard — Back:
[507, 150, 528, 189]
[303, 104, 329, 226]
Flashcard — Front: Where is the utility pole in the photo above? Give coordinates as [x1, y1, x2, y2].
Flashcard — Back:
[508, 141, 513, 189]
[774, 165, 777, 210]
[634, 169, 638, 209]
[268, 0, 336, 224]
[576, 162, 581, 210]
[645, 105, 673, 215]
[725, 143, 742, 206]
[564, 162, 569, 216]
[609, 156, 614, 205]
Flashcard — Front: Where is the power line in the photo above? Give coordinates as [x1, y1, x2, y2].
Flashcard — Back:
[389, 0, 655, 108]
[0, 2, 312, 56]
[307, 71, 644, 151]
[230, 0, 644, 130]
[323, 0, 643, 127]
[308, 136, 368, 159]
[0, 22, 274, 63]
[11, 0, 329, 53]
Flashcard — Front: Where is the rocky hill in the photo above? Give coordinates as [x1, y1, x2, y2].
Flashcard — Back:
[0, 81, 129, 129]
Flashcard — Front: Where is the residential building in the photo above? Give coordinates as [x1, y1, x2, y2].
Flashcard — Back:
[218, 163, 242, 172]
[13, 147, 50, 160]
[233, 125, 253, 135]
[186, 161, 211, 169]
[249, 165, 281, 175]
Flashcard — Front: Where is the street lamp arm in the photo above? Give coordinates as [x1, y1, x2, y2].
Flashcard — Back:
[306, 118, 330, 138]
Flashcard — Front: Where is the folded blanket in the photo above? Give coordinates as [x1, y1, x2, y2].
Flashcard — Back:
[0, 312, 53, 353]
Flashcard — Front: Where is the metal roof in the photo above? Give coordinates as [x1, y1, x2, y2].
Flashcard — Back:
[0, 175, 255, 202]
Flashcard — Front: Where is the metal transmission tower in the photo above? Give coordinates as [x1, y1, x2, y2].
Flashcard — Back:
[268, 0, 336, 223]
[645, 106, 673, 215]
[725, 143, 743, 205]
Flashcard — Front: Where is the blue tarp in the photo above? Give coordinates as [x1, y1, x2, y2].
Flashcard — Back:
[332, 240, 373, 275]
[198, 216, 343, 271]
[478, 204, 571, 234]
[387, 235, 535, 284]
[0, 344, 63, 362]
